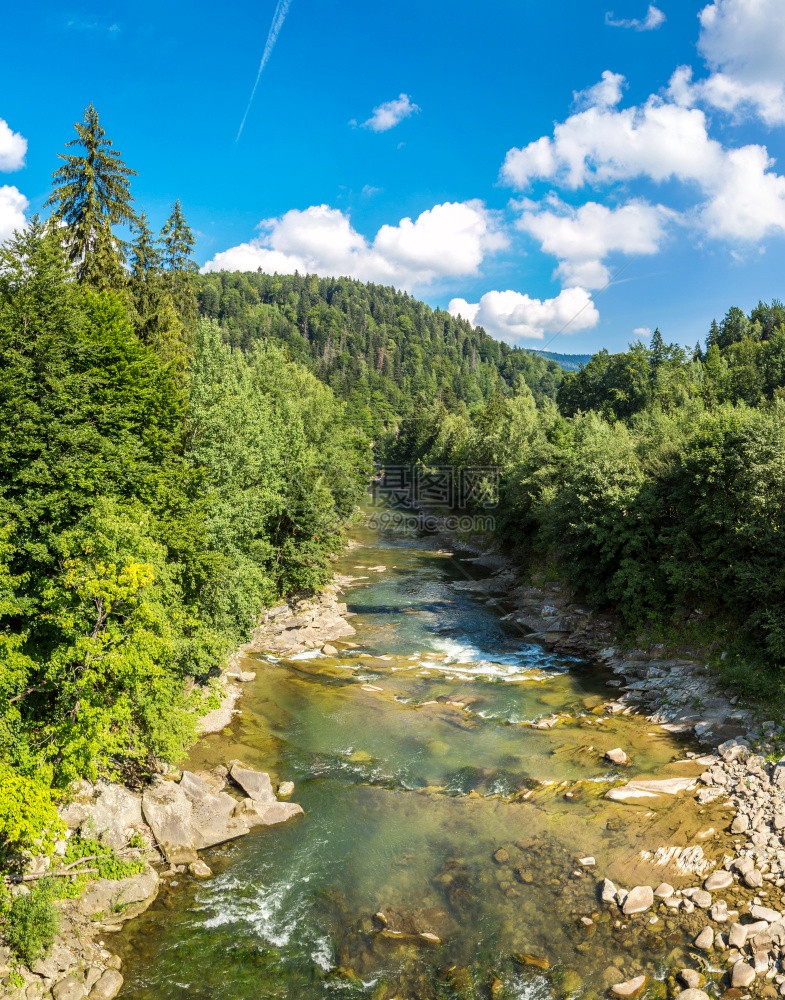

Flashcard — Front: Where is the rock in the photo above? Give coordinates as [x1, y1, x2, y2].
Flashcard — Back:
[704, 870, 733, 891]
[418, 932, 441, 944]
[77, 866, 159, 920]
[85, 782, 144, 851]
[605, 748, 629, 766]
[235, 799, 304, 827]
[691, 889, 712, 909]
[709, 900, 729, 922]
[731, 962, 756, 988]
[678, 970, 706, 989]
[227, 670, 256, 683]
[611, 975, 647, 997]
[728, 922, 748, 948]
[142, 774, 249, 863]
[578, 856, 595, 866]
[229, 764, 276, 804]
[600, 878, 617, 903]
[731, 814, 750, 834]
[605, 777, 697, 801]
[493, 848, 509, 864]
[622, 885, 654, 915]
[694, 926, 714, 951]
[654, 882, 674, 899]
[322, 644, 338, 655]
[744, 869, 764, 889]
[88, 971, 124, 1000]
[189, 860, 212, 878]
[32, 943, 77, 980]
[752, 904, 782, 923]
[196, 680, 241, 735]
[53, 977, 87, 1000]
[676, 991, 710, 1000]
[372, 912, 388, 928]
[278, 781, 295, 797]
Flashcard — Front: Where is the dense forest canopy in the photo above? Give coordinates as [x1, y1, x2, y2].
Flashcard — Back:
[4, 103, 785, 926]
[195, 270, 565, 436]
[0, 108, 370, 874]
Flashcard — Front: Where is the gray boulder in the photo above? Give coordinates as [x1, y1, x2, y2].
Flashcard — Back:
[88, 970, 124, 1000]
[53, 977, 87, 1000]
[77, 865, 159, 920]
[88, 782, 144, 850]
[229, 764, 276, 803]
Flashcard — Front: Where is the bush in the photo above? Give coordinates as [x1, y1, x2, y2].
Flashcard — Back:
[4, 885, 59, 965]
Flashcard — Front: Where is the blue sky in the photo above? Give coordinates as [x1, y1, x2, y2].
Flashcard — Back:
[2, 0, 785, 353]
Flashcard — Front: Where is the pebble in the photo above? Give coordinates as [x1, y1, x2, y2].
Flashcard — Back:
[278, 780, 295, 797]
[704, 870, 733, 891]
[728, 922, 748, 948]
[691, 889, 712, 908]
[622, 885, 654, 915]
[600, 878, 617, 903]
[605, 748, 629, 766]
[678, 970, 705, 989]
[731, 961, 757, 988]
[654, 882, 674, 899]
[693, 926, 714, 951]
[752, 904, 782, 923]
[611, 975, 647, 997]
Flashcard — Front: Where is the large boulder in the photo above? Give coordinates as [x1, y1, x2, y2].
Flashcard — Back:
[142, 774, 249, 863]
[230, 764, 276, 803]
[606, 777, 697, 801]
[235, 798, 304, 827]
[88, 782, 144, 850]
[77, 866, 159, 920]
[88, 970, 124, 1000]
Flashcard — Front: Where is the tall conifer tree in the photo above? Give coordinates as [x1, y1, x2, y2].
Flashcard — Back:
[46, 104, 136, 288]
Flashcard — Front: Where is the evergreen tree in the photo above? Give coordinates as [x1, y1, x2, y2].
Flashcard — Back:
[128, 213, 184, 366]
[161, 200, 198, 321]
[45, 104, 137, 289]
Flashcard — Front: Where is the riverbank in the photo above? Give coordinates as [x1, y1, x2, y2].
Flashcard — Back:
[0, 579, 358, 1000]
[424, 511, 785, 994]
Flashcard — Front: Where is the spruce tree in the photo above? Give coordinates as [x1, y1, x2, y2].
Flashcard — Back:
[128, 213, 184, 366]
[46, 104, 137, 288]
[161, 200, 198, 322]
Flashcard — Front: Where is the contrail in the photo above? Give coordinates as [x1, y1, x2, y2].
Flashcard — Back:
[236, 0, 293, 141]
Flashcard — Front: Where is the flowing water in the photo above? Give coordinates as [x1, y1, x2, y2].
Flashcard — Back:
[116, 513, 732, 1000]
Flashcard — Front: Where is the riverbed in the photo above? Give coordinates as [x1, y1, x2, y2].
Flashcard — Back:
[115, 513, 733, 999]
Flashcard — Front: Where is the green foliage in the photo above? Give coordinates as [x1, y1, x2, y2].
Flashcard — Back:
[3, 885, 60, 965]
[194, 270, 564, 440]
[45, 104, 137, 289]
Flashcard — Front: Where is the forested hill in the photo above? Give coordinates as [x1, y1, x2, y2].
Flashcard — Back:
[196, 271, 564, 433]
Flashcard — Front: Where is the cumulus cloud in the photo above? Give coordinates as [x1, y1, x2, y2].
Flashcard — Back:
[500, 72, 785, 243]
[448, 287, 600, 343]
[605, 5, 666, 31]
[633, 326, 652, 338]
[202, 200, 506, 290]
[517, 198, 672, 288]
[361, 94, 420, 132]
[0, 186, 28, 243]
[0, 119, 27, 172]
[694, 0, 785, 125]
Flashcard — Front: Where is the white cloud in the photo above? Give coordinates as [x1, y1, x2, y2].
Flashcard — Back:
[448, 287, 600, 343]
[202, 200, 506, 290]
[361, 94, 420, 132]
[633, 326, 652, 338]
[606, 5, 666, 31]
[517, 198, 672, 288]
[694, 0, 785, 125]
[0, 186, 28, 243]
[0, 119, 27, 172]
[574, 71, 626, 110]
[500, 72, 785, 244]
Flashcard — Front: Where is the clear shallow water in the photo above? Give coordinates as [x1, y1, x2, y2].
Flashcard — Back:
[116, 515, 731, 1000]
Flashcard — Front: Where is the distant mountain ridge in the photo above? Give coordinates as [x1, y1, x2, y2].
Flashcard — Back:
[530, 349, 592, 371]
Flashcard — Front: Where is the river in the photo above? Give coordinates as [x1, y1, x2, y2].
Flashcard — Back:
[115, 511, 730, 999]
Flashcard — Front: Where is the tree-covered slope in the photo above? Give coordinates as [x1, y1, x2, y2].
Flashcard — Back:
[196, 271, 565, 434]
